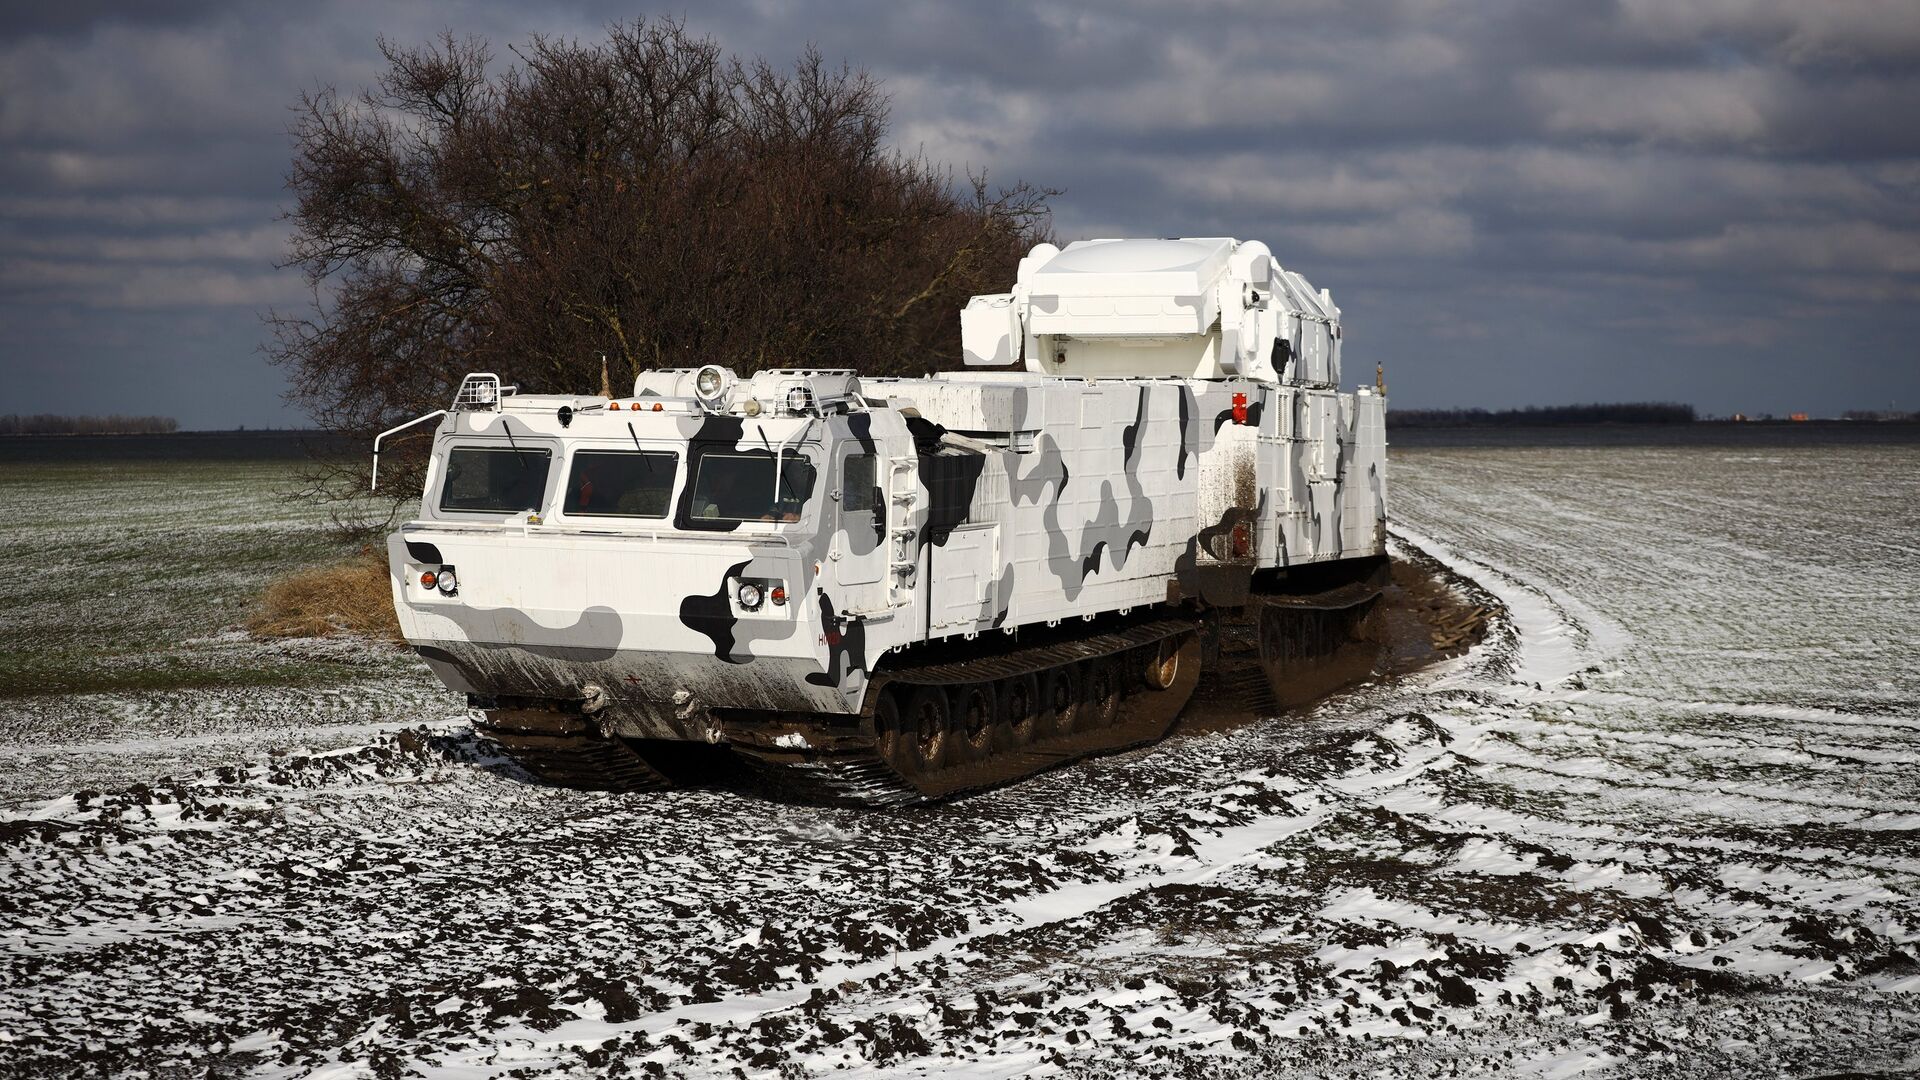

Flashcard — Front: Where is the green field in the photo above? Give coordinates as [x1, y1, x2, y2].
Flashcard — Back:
[1, 459, 355, 696]
[0, 454, 452, 804]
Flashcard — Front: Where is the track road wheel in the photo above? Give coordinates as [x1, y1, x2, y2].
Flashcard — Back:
[1143, 637, 1186, 691]
[997, 672, 1040, 749]
[1038, 664, 1081, 741]
[903, 685, 952, 776]
[873, 689, 910, 774]
[953, 682, 998, 763]
[1082, 657, 1122, 730]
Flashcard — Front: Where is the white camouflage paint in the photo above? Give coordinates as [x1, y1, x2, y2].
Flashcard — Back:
[386, 239, 1388, 740]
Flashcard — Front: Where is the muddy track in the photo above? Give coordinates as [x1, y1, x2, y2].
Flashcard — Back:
[736, 631, 1206, 805]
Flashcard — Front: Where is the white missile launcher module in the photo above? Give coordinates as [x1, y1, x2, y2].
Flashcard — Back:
[381, 237, 1387, 802]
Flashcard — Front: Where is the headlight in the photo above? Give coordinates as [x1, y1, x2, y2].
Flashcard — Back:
[435, 568, 459, 595]
[785, 386, 813, 414]
[736, 582, 763, 610]
[695, 365, 725, 399]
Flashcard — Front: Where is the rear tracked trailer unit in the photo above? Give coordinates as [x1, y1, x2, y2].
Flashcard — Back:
[379, 237, 1389, 803]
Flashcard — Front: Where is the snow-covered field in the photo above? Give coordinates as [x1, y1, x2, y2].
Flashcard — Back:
[2, 438, 1917, 1078]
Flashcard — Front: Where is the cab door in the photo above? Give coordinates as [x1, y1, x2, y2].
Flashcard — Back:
[830, 444, 888, 612]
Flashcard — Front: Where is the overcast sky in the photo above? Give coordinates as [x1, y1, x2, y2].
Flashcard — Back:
[3, 1, 1918, 428]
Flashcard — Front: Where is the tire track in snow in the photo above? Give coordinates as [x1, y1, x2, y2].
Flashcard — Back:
[1392, 524, 1628, 692]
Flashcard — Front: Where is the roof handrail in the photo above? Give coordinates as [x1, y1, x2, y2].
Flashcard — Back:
[452, 373, 516, 412]
[371, 411, 447, 492]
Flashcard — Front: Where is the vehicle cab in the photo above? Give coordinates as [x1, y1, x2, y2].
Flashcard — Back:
[380, 367, 915, 738]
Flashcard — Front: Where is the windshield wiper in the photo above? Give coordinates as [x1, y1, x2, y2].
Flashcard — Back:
[625, 422, 664, 475]
[774, 418, 815, 502]
[778, 459, 804, 501]
[500, 417, 530, 468]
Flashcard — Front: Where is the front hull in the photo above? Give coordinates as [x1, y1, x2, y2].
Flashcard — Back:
[414, 638, 853, 740]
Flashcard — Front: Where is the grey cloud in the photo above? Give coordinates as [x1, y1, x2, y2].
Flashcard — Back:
[1617, 0, 1920, 70]
[2, 0, 1918, 427]
[0, 0, 243, 40]
[0, 257, 306, 309]
[0, 194, 282, 228]
[1523, 67, 1780, 146]
[1, 224, 285, 263]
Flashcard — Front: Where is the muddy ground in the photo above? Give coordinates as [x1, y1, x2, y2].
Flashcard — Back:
[3, 439, 1918, 1078]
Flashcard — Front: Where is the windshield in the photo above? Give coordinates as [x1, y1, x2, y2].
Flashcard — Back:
[439, 446, 552, 513]
[687, 449, 816, 524]
[564, 449, 677, 518]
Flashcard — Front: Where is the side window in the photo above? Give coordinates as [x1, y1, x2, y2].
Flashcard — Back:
[439, 447, 552, 513]
[842, 453, 877, 513]
[685, 449, 817, 525]
[564, 450, 677, 518]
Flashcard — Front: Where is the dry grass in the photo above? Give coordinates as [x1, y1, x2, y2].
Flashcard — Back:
[248, 546, 402, 642]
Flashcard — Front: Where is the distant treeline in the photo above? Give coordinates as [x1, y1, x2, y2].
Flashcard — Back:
[0, 414, 180, 435]
[1387, 403, 1696, 428]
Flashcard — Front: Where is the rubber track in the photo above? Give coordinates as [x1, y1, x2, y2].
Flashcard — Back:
[733, 626, 1203, 806]
[476, 711, 673, 793]
[473, 622, 1193, 802]
[1256, 578, 1383, 612]
[732, 753, 925, 808]
[882, 618, 1198, 686]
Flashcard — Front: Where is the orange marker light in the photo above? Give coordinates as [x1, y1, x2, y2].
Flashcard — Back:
[420, 571, 438, 588]
[652, 403, 663, 412]
[770, 586, 787, 606]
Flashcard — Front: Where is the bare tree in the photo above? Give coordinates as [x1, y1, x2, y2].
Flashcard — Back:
[268, 19, 1052, 525]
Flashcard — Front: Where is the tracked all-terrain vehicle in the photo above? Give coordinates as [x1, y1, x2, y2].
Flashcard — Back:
[378, 237, 1388, 803]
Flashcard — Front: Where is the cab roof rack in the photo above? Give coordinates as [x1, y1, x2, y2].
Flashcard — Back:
[452, 373, 517, 413]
